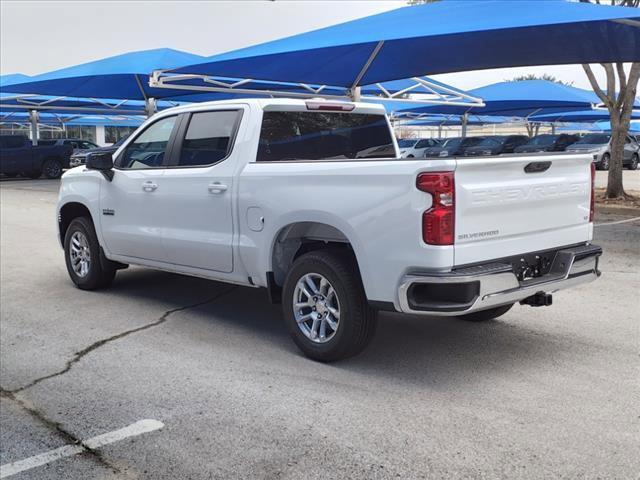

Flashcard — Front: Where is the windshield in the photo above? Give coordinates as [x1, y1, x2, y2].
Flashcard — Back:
[441, 138, 462, 149]
[527, 135, 557, 146]
[397, 139, 417, 148]
[477, 136, 506, 147]
[257, 111, 395, 161]
[574, 134, 611, 145]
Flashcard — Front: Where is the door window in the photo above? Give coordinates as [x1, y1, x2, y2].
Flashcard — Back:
[177, 110, 241, 167]
[117, 116, 177, 169]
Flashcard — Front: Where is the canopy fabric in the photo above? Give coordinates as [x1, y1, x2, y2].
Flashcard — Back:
[530, 109, 640, 123]
[0, 49, 207, 100]
[169, 0, 640, 87]
[0, 111, 144, 127]
[397, 80, 610, 117]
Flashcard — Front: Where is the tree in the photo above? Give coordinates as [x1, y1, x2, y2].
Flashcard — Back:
[507, 73, 574, 86]
[580, 0, 639, 198]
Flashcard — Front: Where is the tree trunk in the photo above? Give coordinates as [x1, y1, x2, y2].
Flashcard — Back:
[607, 115, 626, 197]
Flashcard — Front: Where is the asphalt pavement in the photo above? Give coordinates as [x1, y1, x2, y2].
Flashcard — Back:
[0, 177, 638, 479]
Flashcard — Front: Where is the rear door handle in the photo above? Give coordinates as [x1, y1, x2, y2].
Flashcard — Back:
[208, 182, 228, 194]
[142, 181, 158, 192]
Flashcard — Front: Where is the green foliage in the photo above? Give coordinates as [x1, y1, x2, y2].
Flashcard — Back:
[508, 74, 574, 86]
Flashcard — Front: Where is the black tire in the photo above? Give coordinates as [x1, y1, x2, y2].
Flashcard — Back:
[64, 217, 116, 290]
[600, 153, 610, 171]
[282, 249, 378, 362]
[42, 158, 63, 179]
[458, 303, 513, 322]
[628, 154, 639, 171]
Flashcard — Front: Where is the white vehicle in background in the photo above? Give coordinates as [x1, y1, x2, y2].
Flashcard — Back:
[57, 98, 602, 362]
[398, 138, 440, 157]
[565, 133, 639, 170]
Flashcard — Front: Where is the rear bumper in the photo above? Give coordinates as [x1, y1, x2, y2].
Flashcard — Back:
[398, 244, 602, 316]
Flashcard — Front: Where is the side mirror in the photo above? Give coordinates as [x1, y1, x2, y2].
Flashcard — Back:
[86, 152, 114, 181]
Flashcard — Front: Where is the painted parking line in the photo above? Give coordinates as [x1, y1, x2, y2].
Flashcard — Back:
[595, 216, 640, 227]
[0, 419, 164, 479]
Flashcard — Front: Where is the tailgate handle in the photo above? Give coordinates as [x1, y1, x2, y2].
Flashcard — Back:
[524, 161, 551, 173]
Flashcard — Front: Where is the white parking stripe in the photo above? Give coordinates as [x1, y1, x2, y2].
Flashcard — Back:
[595, 216, 640, 227]
[0, 419, 164, 479]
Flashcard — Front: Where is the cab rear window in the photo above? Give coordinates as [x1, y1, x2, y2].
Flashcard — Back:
[257, 111, 395, 162]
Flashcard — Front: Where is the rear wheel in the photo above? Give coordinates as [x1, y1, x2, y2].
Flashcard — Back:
[600, 153, 610, 171]
[458, 304, 513, 322]
[42, 158, 63, 179]
[628, 154, 638, 171]
[282, 250, 377, 362]
[64, 217, 116, 290]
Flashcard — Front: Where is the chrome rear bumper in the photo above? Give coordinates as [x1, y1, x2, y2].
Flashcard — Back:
[398, 244, 602, 316]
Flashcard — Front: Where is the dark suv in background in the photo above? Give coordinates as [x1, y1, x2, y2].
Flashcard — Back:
[463, 135, 529, 156]
[423, 136, 485, 157]
[0, 135, 72, 179]
[514, 133, 579, 153]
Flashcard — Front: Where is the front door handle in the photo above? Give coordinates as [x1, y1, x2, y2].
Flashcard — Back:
[208, 182, 228, 194]
[142, 181, 158, 192]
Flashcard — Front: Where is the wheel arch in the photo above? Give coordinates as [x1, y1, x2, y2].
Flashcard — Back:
[58, 201, 94, 246]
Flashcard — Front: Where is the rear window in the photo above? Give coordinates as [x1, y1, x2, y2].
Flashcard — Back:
[257, 111, 395, 162]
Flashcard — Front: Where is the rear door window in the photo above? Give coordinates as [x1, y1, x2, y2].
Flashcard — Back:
[176, 110, 241, 167]
[257, 111, 395, 162]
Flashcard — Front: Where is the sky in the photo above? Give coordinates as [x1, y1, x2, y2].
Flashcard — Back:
[0, 0, 620, 92]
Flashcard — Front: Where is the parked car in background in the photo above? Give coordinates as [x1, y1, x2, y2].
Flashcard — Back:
[397, 138, 440, 158]
[514, 134, 579, 153]
[423, 136, 485, 157]
[39, 139, 99, 152]
[565, 133, 639, 170]
[69, 135, 129, 168]
[463, 135, 529, 156]
[0, 135, 72, 179]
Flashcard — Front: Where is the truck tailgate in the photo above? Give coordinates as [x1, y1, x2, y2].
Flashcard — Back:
[454, 153, 593, 266]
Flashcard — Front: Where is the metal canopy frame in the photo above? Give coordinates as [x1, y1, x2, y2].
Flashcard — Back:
[0, 94, 155, 115]
[148, 70, 485, 108]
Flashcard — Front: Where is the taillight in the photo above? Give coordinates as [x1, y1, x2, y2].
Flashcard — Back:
[589, 162, 595, 222]
[417, 172, 455, 245]
[305, 101, 355, 111]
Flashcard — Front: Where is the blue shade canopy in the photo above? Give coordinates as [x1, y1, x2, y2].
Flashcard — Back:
[169, 0, 640, 87]
[397, 80, 608, 117]
[0, 48, 208, 100]
[0, 111, 144, 127]
[530, 109, 640, 123]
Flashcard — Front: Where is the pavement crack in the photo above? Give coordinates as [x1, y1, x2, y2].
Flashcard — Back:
[10, 286, 237, 394]
[0, 388, 122, 475]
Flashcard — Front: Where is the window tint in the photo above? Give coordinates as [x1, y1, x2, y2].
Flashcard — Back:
[178, 110, 240, 167]
[117, 116, 176, 169]
[257, 111, 395, 162]
[415, 139, 434, 148]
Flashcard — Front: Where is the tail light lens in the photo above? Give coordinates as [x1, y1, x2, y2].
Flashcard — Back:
[417, 172, 455, 245]
[589, 162, 595, 222]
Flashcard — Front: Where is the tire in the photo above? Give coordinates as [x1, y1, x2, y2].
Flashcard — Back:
[64, 217, 116, 290]
[600, 153, 610, 171]
[628, 154, 639, 171]
[458, 303, 513, 322]
[42, 158, 63, 179]
[282, 249, 378, 362]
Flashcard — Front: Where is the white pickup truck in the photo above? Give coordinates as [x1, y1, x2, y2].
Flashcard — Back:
[57, 98, 602, 361]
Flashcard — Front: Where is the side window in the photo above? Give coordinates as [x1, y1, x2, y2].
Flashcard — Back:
[117, 116, 177, 169]
[177, 110, 240, 167]
[415, 139, 432, 148]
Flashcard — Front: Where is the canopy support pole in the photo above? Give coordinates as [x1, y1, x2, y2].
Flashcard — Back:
[145, 98, 157, 117]
[349, 40, 384, 100]
[29, 109, 38, 146]
[461, 113, 468, 138]
[551, 123, 556, 134]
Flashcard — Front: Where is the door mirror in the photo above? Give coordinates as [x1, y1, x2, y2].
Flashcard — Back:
[86, 152, 114, 181]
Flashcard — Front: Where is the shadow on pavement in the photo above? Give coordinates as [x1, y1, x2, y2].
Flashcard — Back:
[104, 267, 567, 388]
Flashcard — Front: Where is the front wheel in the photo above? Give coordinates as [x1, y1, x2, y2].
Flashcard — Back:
[458, 304, 513, 322]
[628, 154, 638, 171]
[282, 250, 377, 362]
[64, 217, 116, 290]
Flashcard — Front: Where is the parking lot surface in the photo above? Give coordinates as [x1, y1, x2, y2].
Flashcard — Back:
[1, 177, 638, 479]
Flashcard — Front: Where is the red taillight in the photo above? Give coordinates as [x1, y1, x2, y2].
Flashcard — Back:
[417, 172, 455, 245]
[589, 162, 595, 222]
